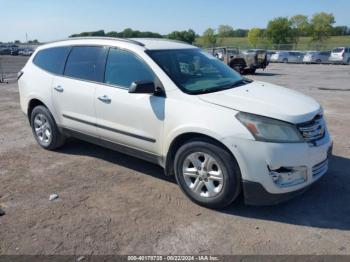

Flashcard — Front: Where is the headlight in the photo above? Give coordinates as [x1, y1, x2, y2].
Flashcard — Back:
[236, 112, 304, 143]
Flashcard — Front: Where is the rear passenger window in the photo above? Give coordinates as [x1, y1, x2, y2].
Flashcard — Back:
[33, 47, 70, 74]
[64, 46, 107, 82]
[104, 48, 154, 88]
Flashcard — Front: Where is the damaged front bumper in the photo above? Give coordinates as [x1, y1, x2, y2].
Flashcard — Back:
[221, 132, 333, 205]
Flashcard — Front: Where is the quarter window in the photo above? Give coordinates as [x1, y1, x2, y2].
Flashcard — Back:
[33, 46, 70, 74]
[64, 46, 107, 82]
[104, 48, 154, 88]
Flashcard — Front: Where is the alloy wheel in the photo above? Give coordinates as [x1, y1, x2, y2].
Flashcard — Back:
[182, 152, 224, 198]
[33, 113, 52, 146]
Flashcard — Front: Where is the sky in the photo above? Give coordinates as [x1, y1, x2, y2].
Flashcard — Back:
[1, 0, 350, 42]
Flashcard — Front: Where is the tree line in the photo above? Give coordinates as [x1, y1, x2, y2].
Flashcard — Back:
[203, 12, 348, 48]
[69, 28, 197, 45]
[66, 12, 349, 48]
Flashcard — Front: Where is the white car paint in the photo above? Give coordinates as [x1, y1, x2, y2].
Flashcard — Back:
[18, 38, 332, 203]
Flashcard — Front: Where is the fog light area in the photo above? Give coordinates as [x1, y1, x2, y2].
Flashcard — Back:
[268, 166, 308, 188]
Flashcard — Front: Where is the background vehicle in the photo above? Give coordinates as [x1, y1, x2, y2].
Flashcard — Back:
[0, 44, 19, 55]
[303, 51, 331, 64]
[270, 51, 304, 63]
[266, 51, 276, 61]
[208, 47, 268, 74]
[0, 47, 12, 55]
[19, 48, 34, 56]
[329, 47, 350, 64]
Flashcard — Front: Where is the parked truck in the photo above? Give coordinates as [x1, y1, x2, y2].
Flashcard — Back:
[207, 47, 268, 74]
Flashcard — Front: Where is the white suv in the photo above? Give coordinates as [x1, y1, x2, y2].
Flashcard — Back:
[329, 47, 350, 64]
[18, 38, 332, 208]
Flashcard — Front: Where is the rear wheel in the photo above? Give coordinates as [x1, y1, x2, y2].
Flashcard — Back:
[347, 58, 350, 65]
[30, 105, 66, 150]
[247, 68, 256, 74]
[282, 58, 288, 63]
[174, 139, 241, 209]
[316, 59, 322, 64]
[232, 64, 243, 74]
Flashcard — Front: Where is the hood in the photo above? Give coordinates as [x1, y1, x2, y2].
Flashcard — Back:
[199, 81, 321, 124]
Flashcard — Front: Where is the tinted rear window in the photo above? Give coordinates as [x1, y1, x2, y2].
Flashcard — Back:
[332, 48, 344, 53]
[33, 47, 71, 74]
[64, 46, 108, 82]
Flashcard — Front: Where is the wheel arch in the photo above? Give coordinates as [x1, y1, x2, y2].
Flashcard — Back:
[229, 58, 247, 68]
[27, 98, 48, 123]
[164, 132, 238, 177]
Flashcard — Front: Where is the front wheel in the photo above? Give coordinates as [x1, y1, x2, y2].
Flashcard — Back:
[174, 140, 241, 209]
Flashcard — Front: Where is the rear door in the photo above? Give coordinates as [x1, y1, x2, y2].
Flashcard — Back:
[52, 46, 108, 135]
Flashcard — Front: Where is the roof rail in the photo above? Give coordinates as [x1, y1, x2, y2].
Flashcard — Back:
[46, 37, 145, 46]
[129, 38, 191, 45]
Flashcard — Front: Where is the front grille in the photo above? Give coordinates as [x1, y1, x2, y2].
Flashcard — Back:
[312, 159, 328, 178]
[297, 114, 326, 144]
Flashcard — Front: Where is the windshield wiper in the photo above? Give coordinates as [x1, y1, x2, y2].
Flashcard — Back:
[193, 78, 253, 95]
[230, 78, 253, 87]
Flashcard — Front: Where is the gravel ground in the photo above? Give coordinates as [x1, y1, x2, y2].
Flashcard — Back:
[0, 56, 350, 255]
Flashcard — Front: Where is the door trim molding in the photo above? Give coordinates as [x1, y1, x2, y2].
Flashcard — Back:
[61, 127, 164, 166]
[62, 114, 156, 143]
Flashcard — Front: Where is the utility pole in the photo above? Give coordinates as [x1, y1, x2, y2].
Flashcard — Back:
[25, 32, 28, 43]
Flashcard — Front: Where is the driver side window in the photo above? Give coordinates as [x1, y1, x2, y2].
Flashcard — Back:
[104, 48, 155, 89]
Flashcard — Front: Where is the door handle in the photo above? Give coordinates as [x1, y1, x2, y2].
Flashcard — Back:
[54, 85, 64, 92]
[98, 95, 111, 104]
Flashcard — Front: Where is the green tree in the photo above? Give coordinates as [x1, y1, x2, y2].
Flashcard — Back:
[202, 28, 217, 47]
[121, 28, 135, 38]
[106, 31, 118, 37]
[70, 30, 105, 37]
[266, 17, 293, 47]
[247, 28, 263, 47]
[233, 29, 249, 37]
[218, 25, 234, 38]
[290, 14, 310, 44]
[168, 29, 196, 43]
[332, 26, 348, 36]
[310, 12, 335, 42]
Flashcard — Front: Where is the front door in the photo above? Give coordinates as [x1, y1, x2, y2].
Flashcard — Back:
[95, 47, 164, 155]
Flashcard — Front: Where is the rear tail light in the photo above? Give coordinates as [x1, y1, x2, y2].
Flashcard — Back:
[17, 71, 24, 80]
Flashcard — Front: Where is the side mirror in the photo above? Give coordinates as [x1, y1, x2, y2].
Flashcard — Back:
[129, 80, 155, 94]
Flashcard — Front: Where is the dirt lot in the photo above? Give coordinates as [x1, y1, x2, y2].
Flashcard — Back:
[0, 56, 350, 255]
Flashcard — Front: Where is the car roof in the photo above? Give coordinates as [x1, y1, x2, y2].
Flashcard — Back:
[39, 37, 196, 51]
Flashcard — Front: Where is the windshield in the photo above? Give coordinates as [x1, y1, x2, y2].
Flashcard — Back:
[146, 49, 245, 94]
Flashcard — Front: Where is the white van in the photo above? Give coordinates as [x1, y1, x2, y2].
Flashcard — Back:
[329, 47, 350, 64]
[18, 37, 332, 208]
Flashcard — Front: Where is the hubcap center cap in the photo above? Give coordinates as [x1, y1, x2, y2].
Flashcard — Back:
[199, 170, 208, 179]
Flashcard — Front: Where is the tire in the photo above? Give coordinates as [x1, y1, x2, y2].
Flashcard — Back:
[30, 105, 66, 150]
[248, 68, 256, 74]
[174, 139, 241, 209]
[316, 59, 322, 64]
[232, 64, 242, 74]
[347, 58, 350, 65]
[282, 58, 288, 63]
